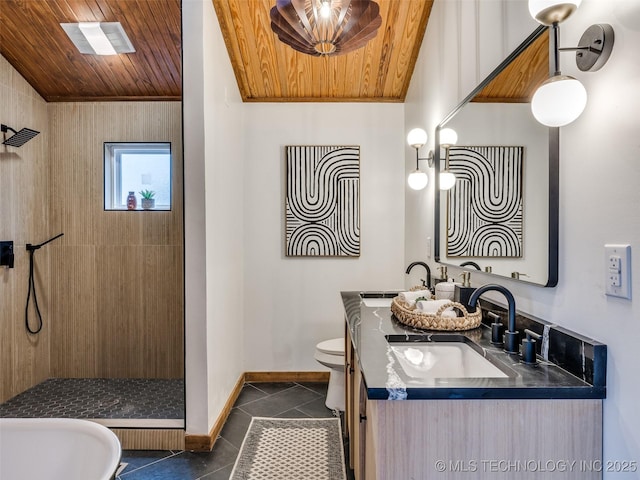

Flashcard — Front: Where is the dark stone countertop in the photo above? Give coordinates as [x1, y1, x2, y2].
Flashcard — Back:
[342, 291, 606, 401]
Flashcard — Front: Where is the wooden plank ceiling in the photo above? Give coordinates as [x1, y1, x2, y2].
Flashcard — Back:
[0, 0, 543, 104]
[0, 0, 182, 102]
[213, 0, 433, 102]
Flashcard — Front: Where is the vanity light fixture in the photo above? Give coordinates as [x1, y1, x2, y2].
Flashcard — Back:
[528, 1, 614, 127]
[61, 22, 135, 55]
[406, 127, 459, 191]
[438, 128, 458, 191]
[406, 128, 432, 190]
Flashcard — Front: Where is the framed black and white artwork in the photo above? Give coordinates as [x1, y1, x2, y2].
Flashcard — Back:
[447, 146, 523, 258]
[285, 145, 360, 257]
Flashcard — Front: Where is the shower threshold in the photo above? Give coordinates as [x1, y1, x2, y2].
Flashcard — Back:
[0, 378, 184, 429]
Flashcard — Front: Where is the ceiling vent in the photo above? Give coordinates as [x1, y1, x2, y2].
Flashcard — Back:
[61, 22, 135, 55]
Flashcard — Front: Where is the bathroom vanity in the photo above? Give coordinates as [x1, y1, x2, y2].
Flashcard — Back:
[342, 291, 606, 480]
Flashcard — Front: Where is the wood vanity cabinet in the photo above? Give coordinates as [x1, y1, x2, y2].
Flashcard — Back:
[344, 331, 354, 465]
[345, 329, 603, 480]
[345, 327, 370, 479]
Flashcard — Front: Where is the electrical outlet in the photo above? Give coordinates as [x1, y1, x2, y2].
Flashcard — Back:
[426, 237, 431, 258]
[605, 244, 631, 299]
[608, 255, 621, 270]
[607, 271, 621, 287]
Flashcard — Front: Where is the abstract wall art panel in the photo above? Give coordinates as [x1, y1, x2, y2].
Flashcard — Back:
[285, 145, 360, 257]
[447, 146, 523, 258]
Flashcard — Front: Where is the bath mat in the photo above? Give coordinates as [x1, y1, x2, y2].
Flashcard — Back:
[230, 417, 346, 480]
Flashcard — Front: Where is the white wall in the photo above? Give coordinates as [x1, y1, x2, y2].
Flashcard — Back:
[184, 1, 406, 436]
[201, 0, 245, 433]
[183, 0, 244, 435]
[406, 0, 640, 474]
[243, 103, 405, 371]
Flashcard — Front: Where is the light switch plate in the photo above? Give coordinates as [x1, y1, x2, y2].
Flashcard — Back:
[605, 244, 631, 299]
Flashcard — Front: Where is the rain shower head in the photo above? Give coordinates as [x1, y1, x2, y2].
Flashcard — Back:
[1, 124, 40, 147]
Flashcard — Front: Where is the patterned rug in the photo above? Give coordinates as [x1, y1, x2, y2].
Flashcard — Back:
[230, 417, 346, 480]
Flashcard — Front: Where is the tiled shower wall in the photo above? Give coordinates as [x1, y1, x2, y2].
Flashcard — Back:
[48, 102, 184, 379]
[0, 56, 51, 403]
[1, 55, 184, 402]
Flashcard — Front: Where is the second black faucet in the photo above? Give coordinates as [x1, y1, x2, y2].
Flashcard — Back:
[468, 284, 520, 355]
[405, 261, 431, 289]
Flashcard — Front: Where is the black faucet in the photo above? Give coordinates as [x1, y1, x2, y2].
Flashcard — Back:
[460, 261, 481, 270]
[468, 284, 520, 354]
[405, 261, 431, 289]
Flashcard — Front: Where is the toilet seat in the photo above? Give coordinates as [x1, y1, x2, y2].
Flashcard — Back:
[316, 338, 344, 356]
[314, 350, 343, 369]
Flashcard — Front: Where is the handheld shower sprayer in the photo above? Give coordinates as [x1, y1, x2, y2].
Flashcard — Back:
[25, 233, 64, 334]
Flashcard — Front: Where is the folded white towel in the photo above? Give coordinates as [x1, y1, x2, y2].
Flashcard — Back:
[398, 290, 432, 307]
[415, 299, 457, 318]
[434, 281, 461, 300]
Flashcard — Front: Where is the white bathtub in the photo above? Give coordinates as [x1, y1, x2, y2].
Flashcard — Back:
[0, 418, 122, 480]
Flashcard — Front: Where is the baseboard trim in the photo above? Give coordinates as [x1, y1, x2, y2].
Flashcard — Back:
[184, 371, 329, 452]
[185, 373, 245, 452]
[245, 371, 330, 383]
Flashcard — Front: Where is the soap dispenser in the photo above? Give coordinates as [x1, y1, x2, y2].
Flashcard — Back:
[433, 265, 448, 286]
[454, 271, 476, 312]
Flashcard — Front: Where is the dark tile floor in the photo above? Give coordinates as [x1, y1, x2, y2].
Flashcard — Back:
[117, 381, 354, 480]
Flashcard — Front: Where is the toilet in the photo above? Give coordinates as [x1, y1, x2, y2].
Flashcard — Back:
[314, 338, 345, 411]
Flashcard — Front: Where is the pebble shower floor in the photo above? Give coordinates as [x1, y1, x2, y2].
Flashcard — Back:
[0, 378, 184, 424]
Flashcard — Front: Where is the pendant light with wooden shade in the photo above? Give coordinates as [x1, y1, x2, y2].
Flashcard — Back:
[270, 0, 382, 57]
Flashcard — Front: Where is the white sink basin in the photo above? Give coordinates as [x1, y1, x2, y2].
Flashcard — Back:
[390, 342, 509, 379]
[361, 297, 393, 308]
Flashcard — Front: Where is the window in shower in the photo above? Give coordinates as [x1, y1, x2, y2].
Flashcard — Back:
[104, 142, 172, 211]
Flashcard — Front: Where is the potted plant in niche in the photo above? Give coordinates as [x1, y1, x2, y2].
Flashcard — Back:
[139, 189, 156, 210]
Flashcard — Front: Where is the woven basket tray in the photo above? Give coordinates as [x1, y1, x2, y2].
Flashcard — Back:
[390, 297, 482, 331]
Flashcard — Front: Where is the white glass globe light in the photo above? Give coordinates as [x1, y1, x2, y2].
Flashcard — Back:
[439, 128, 458, 147]
[408, 170, 428, 190]
[439, 171, 456, 190]
[528, 0, 582, 25]
[407, 128, 428, 148]
[531, 75, 587, 127]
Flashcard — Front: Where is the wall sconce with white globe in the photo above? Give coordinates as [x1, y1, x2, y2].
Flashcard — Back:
[438, 128, 458, 191]
[406, 128, 431, 190]
[406, 127, 458, 191]
[528, 0, 615, 127]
